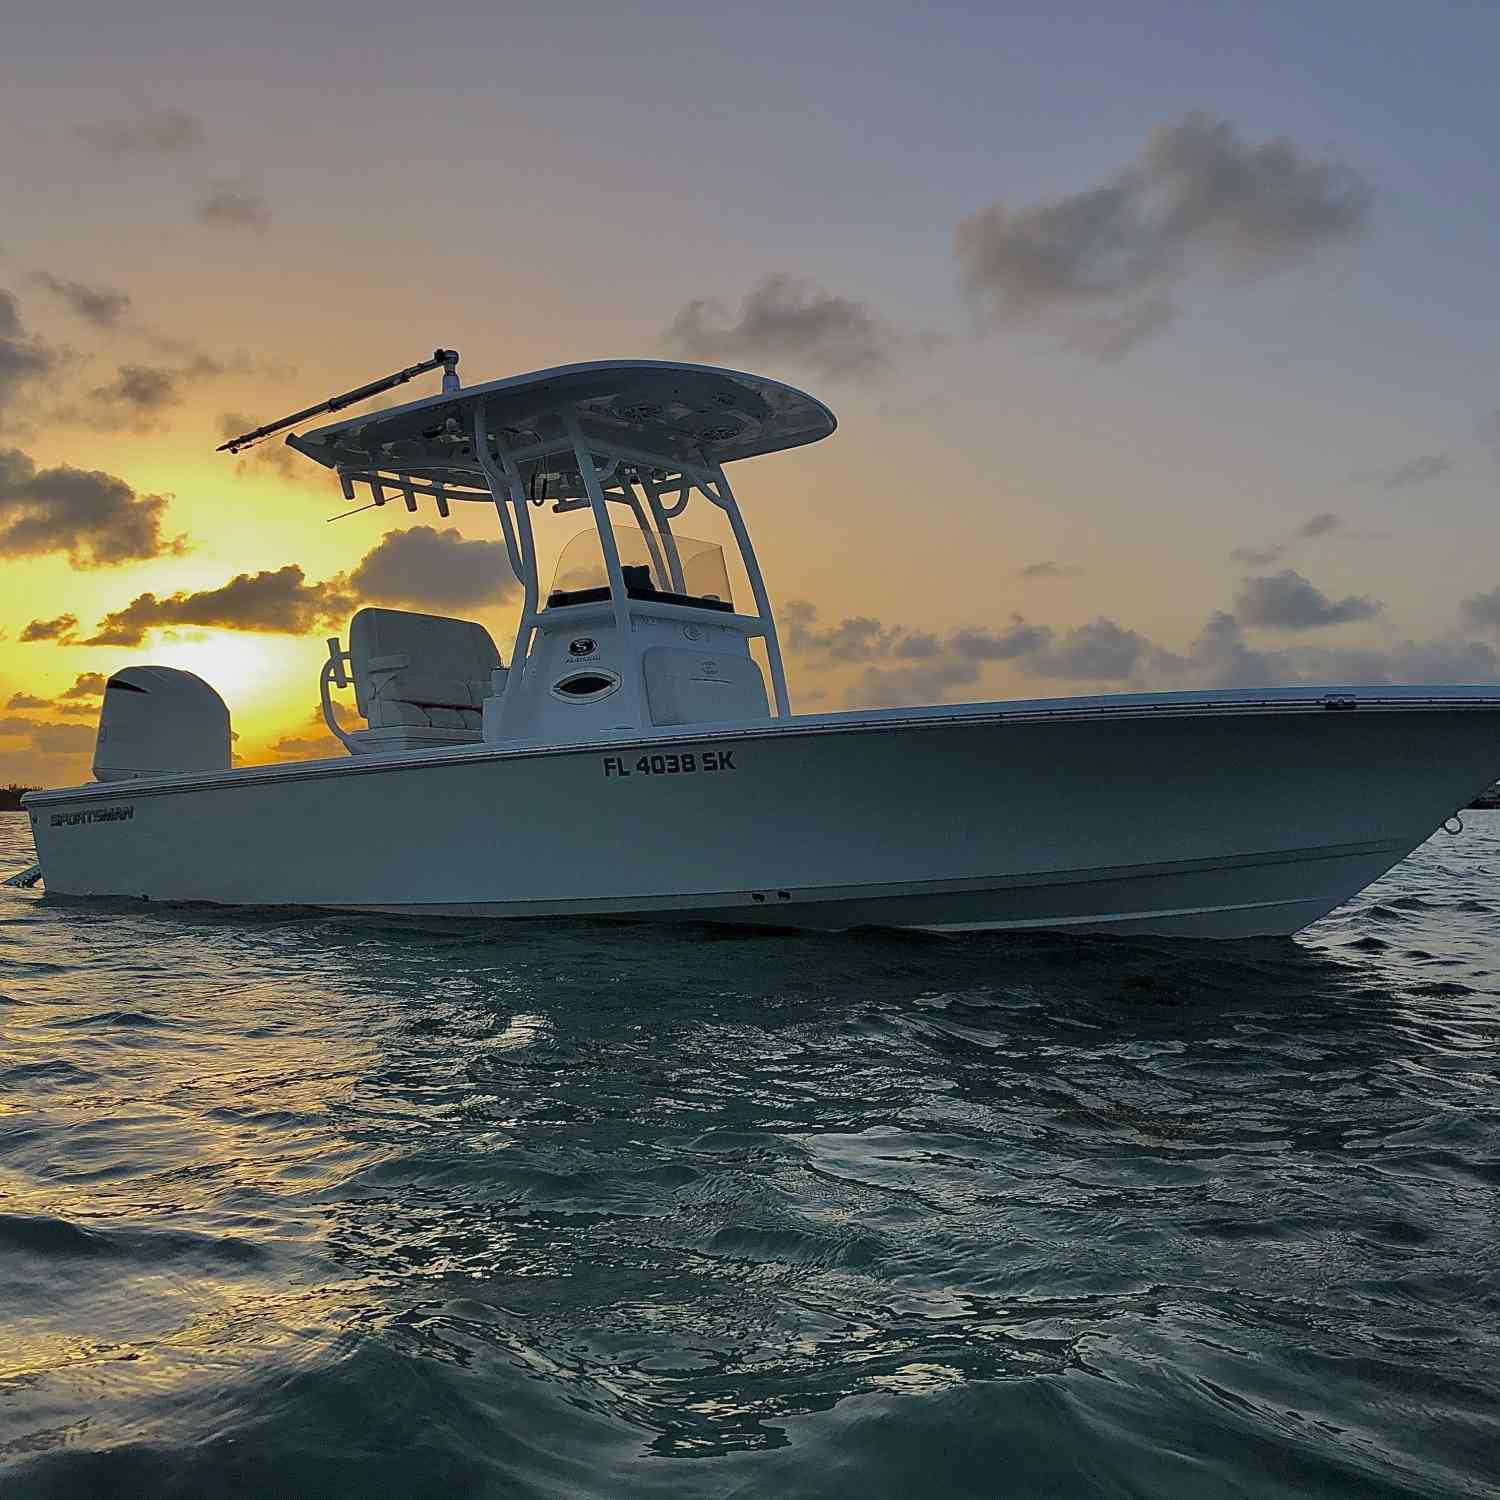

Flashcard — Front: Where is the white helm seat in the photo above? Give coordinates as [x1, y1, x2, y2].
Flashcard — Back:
[345, 608, 503, 750]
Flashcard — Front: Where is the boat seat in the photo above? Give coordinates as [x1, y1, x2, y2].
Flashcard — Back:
[346, 607, 503, 750]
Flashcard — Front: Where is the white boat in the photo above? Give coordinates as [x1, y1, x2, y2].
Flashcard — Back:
[18, 354, 1500, 937]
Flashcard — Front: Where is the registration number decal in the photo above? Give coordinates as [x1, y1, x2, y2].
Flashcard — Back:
[603, 750, 736, 779]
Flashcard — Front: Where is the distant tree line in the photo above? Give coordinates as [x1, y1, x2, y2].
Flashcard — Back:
[0, 784, 37, 811]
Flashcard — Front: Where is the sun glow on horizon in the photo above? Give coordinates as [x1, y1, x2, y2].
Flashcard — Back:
[141, 630, 314, 726]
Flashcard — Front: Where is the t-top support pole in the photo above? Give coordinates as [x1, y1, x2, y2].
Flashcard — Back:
[473, 404, 541, 733]
[708, 462, 790, 718]
[566, 414, 647, 729]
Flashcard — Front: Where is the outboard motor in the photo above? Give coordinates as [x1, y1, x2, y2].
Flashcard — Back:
[93, 666, 231, 783]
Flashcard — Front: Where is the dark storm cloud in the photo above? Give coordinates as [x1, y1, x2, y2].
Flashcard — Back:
[19, 614, 79, 644]
[666, 273, 898, 379]
[30, 271, 131, 328]
[0, 447, 182, 567]
[76, 106, 206, 158]
[1232, 569, 1382, 630]
[5, 692, 50, 710]
[86, 566, 356, 646]
[196, 181, 271, 231]
[346, 526, 516, 614]
[954, 113, 1371, 358]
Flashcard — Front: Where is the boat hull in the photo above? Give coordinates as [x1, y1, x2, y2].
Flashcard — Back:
[24, 691, 1500, 938]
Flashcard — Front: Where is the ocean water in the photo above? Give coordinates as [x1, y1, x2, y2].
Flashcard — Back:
[2, 809, 1499, 1499]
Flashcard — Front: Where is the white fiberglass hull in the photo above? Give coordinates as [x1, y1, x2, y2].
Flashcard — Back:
[24, 688, 1500, 939]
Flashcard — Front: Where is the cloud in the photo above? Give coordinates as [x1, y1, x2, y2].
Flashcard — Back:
[949, 621, 1056, 659]
[6, 693, 50, 710]
[665, 273, 898, 379]
[1460, 589, 1500, 632]
[954, 112, 1370, 357]
[346, 526, 517, 614]
[1229, 542, 1287, 567]
[1369, 454, 1450, 490]
[269, 733, 339, 758]
[85, 363, 182, 428]
[196, 181, 271, 231]
[20, 614, 80, 644]
[1019, 617, 1153, 679]
[1017, 560, 1081, 580]
[267, 709, 344, 761]
[29, 721, 94, 754]
[30, 271, 131, 328]
[785, 600, 1055, 704]
[76, 106, 205, 158]
[0, 714, 95, 762]
[0, 290, 62, 422]
[55, 354, 261, 432]
[78, 525, 514, 651]
[1297, 511, 1342, 540]
[1150, 612, 1500, 691]
[782, 599, 939, 662]
[61, 672, 107, 699]
[0, 447, 184, 567]
[1233, 569, 1382, 630]
[847, 659, 983, 709]
[220, 411, 300, 479]
[1230, 511, 1346, 566]
[250, 707, 343, 762]
[86, 565, 355, 647]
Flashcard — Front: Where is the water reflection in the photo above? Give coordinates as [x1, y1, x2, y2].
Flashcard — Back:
[3, 812, 1500, 1493]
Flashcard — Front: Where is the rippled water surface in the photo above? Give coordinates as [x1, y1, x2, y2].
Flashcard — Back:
[3, 810, 1500, 1497]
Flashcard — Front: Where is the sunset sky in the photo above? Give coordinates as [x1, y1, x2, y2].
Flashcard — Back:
[4, 0, 1500, 787]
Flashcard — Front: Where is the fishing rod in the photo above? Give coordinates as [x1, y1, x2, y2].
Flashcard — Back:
[216, 348, 460, 454]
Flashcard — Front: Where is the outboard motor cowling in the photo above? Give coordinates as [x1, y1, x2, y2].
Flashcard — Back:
[93, 666, 231, 783]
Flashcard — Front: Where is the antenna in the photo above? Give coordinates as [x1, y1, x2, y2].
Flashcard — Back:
[216, 348, 460, 454]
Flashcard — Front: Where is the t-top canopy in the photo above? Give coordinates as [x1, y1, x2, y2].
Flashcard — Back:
[286, 360, 836, 479]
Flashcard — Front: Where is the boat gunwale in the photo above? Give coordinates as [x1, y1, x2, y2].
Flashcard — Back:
[21, 686, 1500, 808]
